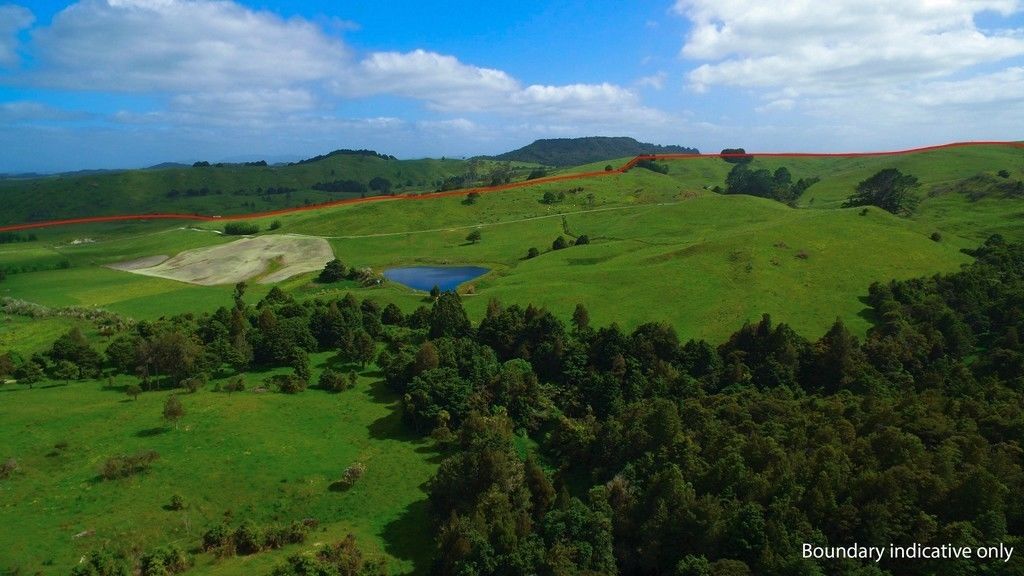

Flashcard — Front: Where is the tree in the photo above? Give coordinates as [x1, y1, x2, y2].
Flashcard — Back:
[843, 168, 920, 216]
[466, 229, 482, 244]
[429, 292, 472, 338]
[720, 148, 753, 163]
[464, 191, 480, 205]
[125, 383, 142, 400]
[52, 359, 79, 384]
[15, 360, 43, 388]
[319, 259, 347, 283]
[552, 236, 569, 250]
[233, 281, 247, 309]
[163, 395, 185, 429]
[290, 347, 311, 384]
[224, 376, 245, 394]
[575, 234, 590, 245]
[429, 285, 441, 300]
[527, 247, 539, 259]
[353, 330, 376, 368]
[572, 303, 590, 332]
[368, 176, 392, 194]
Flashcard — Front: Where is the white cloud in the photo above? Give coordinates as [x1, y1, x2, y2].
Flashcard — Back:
[0, 4, 33, 67]
[30, 0, 349, 91]
[674, 0, 1024, 93]
[637, 72, 668, 90]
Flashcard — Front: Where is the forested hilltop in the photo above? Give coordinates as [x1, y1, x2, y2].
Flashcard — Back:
[3, 236, 1022, 575]
[489, 136, 699, 166]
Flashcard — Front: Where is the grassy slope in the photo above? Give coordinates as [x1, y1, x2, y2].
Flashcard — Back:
[0, 354, 437, 576]
[0, 155, 539, 225]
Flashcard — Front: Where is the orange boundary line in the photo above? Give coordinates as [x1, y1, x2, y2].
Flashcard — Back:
[1, 140, 1021, 233]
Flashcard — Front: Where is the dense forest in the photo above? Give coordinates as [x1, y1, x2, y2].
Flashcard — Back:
[3, 239, 1023, 575]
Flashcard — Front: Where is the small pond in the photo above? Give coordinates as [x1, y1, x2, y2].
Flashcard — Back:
[383, 266, 489, 292]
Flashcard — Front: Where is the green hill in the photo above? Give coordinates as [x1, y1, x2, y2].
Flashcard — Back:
[489, 136, 698, 166]
[0, 150, 538, 226]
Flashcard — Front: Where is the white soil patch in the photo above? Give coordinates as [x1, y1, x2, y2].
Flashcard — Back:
[113, 235, 334, 286]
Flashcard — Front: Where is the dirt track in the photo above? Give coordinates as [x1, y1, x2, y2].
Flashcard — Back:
[117, 235, 334, 285]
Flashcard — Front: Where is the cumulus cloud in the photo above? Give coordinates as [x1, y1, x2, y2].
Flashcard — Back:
[30, 0, 348, 91]
[0, 4, 33, 67]
[674, 0, 1024, 93]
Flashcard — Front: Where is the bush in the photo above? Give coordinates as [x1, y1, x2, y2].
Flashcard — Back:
[168, 494, 186, 510]
[224, 222, 259, 235]
[140, 545, 191, 576]
[931, 231, 942, 242]
[998, 169, 1010, 178]
[0, 457, 17, 479]
[527, 247, 539, 259]
[318, 369, 349, 393]
[337, 462, 366, 489]
[552, 236, 569, 250]
[269, 220, 282, 230]
[234, 520, 266, 555]
[575, 234, 590, 245]
[100, 450, 159, 480]
[268, 373, 307, 394]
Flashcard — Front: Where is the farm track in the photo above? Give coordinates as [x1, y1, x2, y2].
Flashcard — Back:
[1, 141, 1020, 233]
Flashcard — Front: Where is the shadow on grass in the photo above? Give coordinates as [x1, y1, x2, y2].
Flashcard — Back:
[381, 499, 433, 576]
[135, 426, 170, 438]
[856, 295, 880, 327]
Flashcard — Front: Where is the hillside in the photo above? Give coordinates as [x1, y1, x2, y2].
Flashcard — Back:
[490, 136, 699, 166]
[0, 150, 538, 226]
[1, 143, 1024, 576]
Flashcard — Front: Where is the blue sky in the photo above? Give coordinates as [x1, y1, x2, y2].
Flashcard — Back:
[1, 0, 1023, 172]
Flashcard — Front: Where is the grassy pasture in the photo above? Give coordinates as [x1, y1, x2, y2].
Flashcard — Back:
[0, 354, 437, 576]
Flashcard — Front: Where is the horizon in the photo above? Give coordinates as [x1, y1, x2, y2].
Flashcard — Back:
[1, 1, 1023, 172]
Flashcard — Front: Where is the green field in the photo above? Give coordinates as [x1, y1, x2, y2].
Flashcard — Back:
[0, 355, 438, 575]
[2, 143, 1023, 575]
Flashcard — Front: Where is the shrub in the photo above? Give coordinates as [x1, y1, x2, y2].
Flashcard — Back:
[575, 234, 590, 245]
[998, 169, 1010, 178]
[202, 523, 232, 552]
[224, 222, 260, 235]
[168, 494, 186, 510]
[140, 545, 191, 576]
[318, 369, 348, 393]
[552, 236, 569, 250]
[234, 520, 266, 555]
[269, 220, 282, 230]
[0, 457, 17, 479]
[604, 164, 613, 171]
[527, 247, 539, 259]
[268, 373, 307, 394]
[337, 462, 366, 489]
[930, 231, 942, 242]
[100, 450, 159, 480]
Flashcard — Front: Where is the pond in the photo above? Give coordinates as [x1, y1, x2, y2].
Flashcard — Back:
[383, 266, 489, 292]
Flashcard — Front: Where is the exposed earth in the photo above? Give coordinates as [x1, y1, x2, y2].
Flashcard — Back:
[109, 234, 334, 285]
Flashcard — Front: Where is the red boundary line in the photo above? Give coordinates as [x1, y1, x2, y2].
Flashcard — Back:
[1, 140, 1021, 233]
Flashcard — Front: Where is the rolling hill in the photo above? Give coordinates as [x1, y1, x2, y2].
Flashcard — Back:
[489, 136, 699, 166]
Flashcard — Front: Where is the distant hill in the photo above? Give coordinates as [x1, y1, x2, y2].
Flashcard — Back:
[490, 136, 699, 166]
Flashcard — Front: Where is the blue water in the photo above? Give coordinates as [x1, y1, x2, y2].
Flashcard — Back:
[383, 266, 489, 292]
